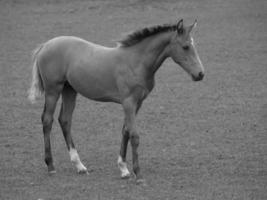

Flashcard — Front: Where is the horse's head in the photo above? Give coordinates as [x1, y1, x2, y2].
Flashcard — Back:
[169, 19, 204, 81]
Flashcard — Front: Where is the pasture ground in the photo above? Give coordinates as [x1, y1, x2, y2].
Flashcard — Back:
[0, 0, 266, 199]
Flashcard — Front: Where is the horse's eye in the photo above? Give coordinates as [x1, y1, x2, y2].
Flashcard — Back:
[183, 45, 189, 51]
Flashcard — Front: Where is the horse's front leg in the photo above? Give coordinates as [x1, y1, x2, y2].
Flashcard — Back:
[121, 93, 145, 183]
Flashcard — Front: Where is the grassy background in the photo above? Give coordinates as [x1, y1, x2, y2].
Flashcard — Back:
[0, 0, 266, 199]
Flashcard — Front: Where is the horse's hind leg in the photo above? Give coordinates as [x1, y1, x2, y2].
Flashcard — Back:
[58, 83, 88, 174]
[42, 91, 61, 173]
[118, 123, 130, 178]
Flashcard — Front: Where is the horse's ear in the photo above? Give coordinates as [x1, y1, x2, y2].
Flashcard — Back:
[188, 19, 197, 33]
[177, 19, 184, 35]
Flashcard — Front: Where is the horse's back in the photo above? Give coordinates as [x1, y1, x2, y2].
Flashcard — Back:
[39, 36, 95, 64]
[37, 36, 100, 87]
[38, 36, 114, 72]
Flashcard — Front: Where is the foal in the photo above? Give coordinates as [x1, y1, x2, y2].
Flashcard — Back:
[28, 19, 204, 183]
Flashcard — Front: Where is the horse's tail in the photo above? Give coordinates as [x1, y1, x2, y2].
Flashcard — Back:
[28, 44, 44, 103]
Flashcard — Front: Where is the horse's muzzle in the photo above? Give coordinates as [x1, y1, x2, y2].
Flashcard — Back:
[192, 72, 204, 81]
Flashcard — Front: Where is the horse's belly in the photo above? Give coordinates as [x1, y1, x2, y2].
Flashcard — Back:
[67, 66, 121, 103]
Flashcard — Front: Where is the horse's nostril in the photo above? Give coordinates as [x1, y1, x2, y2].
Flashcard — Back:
[193, 72, 204, 81]
[199, 72, 204, 80]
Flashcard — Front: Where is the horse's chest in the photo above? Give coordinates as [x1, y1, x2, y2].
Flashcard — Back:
[133, 77, 155, 100]
[116, 64, 156, 98]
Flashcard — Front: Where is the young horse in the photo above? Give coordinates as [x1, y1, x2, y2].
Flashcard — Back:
[28, 19, 204, 183]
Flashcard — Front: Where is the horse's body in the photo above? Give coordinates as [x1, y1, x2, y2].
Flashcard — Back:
[36, 36, 154, 103]
[29, 19, 204, 183]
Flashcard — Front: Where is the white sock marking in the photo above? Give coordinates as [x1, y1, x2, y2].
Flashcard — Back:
[118, 156, 130, 177]
[69, 148, 87, 172]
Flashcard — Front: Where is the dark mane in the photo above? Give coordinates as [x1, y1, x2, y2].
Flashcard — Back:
[118, 24, 177, 47]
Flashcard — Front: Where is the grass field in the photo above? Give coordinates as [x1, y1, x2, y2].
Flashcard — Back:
[0, 0, 266, 199]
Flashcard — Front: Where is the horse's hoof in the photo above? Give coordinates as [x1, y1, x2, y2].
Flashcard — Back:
[136, 178, 147, 186]
[78, 169, 89, 175]
[121, 172, 131, 179]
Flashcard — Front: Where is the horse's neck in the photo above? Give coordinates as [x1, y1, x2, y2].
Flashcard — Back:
[135, 32, 171, 77]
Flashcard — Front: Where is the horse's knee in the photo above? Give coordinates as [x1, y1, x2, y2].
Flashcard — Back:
[42, 117, 53, 127]
[42, 113, 53, 131]
[122, 125, 129, 137]
[130, 132, 139, 148]
[58, 116, 68, 128]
